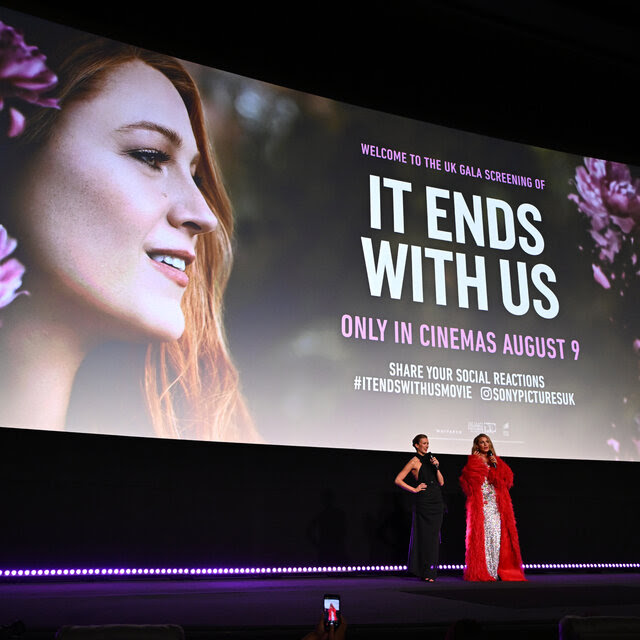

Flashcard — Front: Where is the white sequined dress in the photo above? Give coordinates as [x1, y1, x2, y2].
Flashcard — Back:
[481, 478, 501, 579]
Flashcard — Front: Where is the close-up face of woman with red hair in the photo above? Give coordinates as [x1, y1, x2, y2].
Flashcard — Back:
[0, 20, 259, 443]
[11, 60, 218, 343]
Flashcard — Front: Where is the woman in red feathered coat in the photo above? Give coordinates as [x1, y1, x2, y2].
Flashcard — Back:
[459, 433, 526, 581]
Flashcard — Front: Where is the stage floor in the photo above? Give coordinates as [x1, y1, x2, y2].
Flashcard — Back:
[2, 572, 640, 639]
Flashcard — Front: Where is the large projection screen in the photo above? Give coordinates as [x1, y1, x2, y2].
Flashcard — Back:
[1, 8, 638, 462]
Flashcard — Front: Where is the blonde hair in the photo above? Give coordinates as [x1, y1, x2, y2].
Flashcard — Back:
[472, 433, 496, 456]
[7, 32, 258, 442]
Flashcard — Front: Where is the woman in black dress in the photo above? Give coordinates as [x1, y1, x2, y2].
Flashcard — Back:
[394, 434, 445, 581]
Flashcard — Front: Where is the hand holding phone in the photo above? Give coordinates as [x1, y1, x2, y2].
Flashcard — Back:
[323, 593, 341, 629]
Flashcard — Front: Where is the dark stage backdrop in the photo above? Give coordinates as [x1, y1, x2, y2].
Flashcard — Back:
[0, 426, 638, 568]
[0, 3, 639, 571]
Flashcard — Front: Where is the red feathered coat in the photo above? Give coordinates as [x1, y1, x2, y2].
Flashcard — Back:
[459, 454, 526, 581]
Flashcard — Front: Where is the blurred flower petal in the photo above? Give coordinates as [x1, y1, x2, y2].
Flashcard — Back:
[592, 263, 611, 289]
[610, 215, 636, 234]
[7, 106, 25, 137]
[0, 20, 59, 137]
[0, 225, 17, 260]
[0, 257, 26, 307]
[0, 224, 27, 308]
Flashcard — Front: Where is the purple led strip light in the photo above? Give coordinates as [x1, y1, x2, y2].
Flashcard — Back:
[0, 565, 406, 579]
[2, 563, 639, 580]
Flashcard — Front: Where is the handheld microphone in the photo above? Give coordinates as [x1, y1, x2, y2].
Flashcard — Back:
[428, 452, 439, 470]
[487, 450, 497, 468]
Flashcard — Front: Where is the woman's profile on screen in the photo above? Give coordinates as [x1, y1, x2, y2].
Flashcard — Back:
[0, 14, 259, 442]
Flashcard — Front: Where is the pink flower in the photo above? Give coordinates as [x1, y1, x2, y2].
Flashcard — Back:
[569, 158, 640, 236]
[569, 157, 640, 290]
[0, 20, 59, 137]
[0, 224, 26, 309]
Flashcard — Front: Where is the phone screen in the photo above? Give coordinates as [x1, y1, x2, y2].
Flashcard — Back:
[323, 594, 341, 627]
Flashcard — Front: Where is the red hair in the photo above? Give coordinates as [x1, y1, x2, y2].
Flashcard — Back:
[11, 33, 259, 442]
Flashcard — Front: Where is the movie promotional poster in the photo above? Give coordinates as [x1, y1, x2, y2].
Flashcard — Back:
[1, 7, 639, 462]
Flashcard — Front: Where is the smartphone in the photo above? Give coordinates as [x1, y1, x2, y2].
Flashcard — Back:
[323, 593, 341, 629]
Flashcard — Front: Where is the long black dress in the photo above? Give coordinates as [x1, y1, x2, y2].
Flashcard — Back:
[407, 453, 444, 580]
